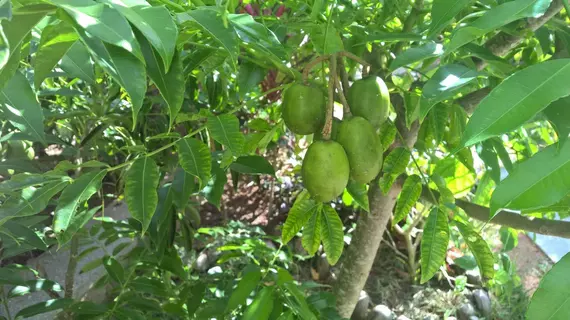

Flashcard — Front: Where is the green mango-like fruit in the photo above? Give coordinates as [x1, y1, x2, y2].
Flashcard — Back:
[347, 76, 390, 128]
[282, 84, 326, 135]
[314, 117, 341, 141]
[302, 140, 349, 202]
[336, 117, 383, 183]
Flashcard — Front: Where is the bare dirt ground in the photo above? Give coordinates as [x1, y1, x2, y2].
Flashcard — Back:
[508, 234, 552, 295]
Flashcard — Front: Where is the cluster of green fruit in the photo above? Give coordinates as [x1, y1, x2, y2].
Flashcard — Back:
[282, 76, 390, 202]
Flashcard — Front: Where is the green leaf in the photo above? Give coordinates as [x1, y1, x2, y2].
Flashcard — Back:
[226, 266, 262, 312]
[138, 33, 184, 128]
[178, 8, 239, 69]
[0, 181, 68, 226]
[462, 59, 570, 146]
[125, 157, 160, 234]
[281, 190, 319, 244]
[420, 207, 449, 283]
[499, 227, 518, 252]
[0, 7, 47, 89]
[67, 301, 109, 317]
[207, 114, 245, 155]
[346, 180, 369, 212]
[463, 43, 514, 77]
[446, 0, 551, 53]
[100, 0, 177, 70]
[393, 175, 422, 226]
[320, 204, 344, 265]
[52, 0, 144, 62]
[60, 41, 95, 84]
[34, 21, 78, 87]
[378, 174, 397, 194]
[72, 22, 146, 128]
[489, 138, 513, 173]
[15, 298, 74, 319]
[57, 206, 101, 246]
[0, 173, 68, 194]
[238, 62, 265, 99]
[527, 252, 570, 320]
[103, 256, 125, 284]
[420, 64, 478, 119]
[428, 0, 471, 37]
[383, 147, 411, 176]
[455, 221, 495, 279]
[479, 141, 501, 183]
[229, 14, 286, 61]
[389, 42, 444, 71]
[544, 96, 570, 146]
[130, 277, 170, 297]
[365, 31, 423, 43]
[2, 221, 46, 250]
[171, 167, 197, 209]
[429, 103, 448, 145]
[302, 206, 322, 256]
[1, 71, 46, 145]
[8, 279, 63, 298]
[53, 170, 106, 234]
[243, 286, 274, 320]
[201, 160, 227, 209]
[490, 142, 570, 216]
[311, 24, 344, 54]
[0, 267, 26, 285]
[230, 155, 275, 175]
[186, 283, 206, 317]
[378, 120, 397, 151]
[176, 137, 211, 187]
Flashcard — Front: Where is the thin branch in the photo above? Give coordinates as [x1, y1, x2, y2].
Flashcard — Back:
[303, 55, 330, 83]
[334, 77, 351, 116]
[338, 51, 371, 67]
[393, 0, 425, 55]
[321, 55, 337, 139]
[420, 187, 570, 239]
[457, 87, 492, 115]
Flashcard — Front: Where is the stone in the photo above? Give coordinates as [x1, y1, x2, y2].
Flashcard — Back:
[207, 266, 223, 274]
[472, 289, 492, 317]
[469, 317, 480, 320]
[457, 302, 476, 320]
[351, 290, 370, 320]
[465, 269, 482, 286]
[368, 304, 393, 320]
[396, 316, 410, 320]
[195, 252, 209, 272]
[447, 317, 457, 320]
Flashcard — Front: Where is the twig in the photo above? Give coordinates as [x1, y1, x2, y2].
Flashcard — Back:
[334, 76, 351, 117]
[381, 239, 408, 260]
[338, 51, 370, 67]
[321, 55, 337, 139]
[303, 55, 330, 83]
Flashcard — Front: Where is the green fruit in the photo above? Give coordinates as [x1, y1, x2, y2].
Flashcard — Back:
[314, 117, 341, 140]
[302, 140, 349, 202]
[336, 117, 383, 183]
[282, 84, 326, 135]
[347, 76, 390, 128]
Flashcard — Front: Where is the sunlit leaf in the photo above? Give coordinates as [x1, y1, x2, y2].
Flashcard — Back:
[282, 190, 319, 244]
[57, 206, 101, 246]
[393, 175, 422, 226]
[527, 252, 570, 319]
[389, 42, 443, 71]
[428, 0, 471, 37]
[346, 180, 369, 212]
[60, 41, 95, 84]
[242, 286, 274, 320]
[320, 204, 344, 265]
[420, 207, 449, 283]
[226, 266, 262, 312]
[34, 20, 78, 87]
[455, 221, 495, 279]
[207, 114, 245, 155]
[125, 157, 159, 233]
[176, 137, 211, 187]
[230, 155, 275, 176]
[302, 206, 322, 256]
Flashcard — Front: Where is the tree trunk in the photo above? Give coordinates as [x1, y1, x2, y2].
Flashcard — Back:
[333, 181, 402, 317]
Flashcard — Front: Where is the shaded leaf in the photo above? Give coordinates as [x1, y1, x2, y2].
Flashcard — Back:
[238, 61, 265, 98]
[125, 157, 159, 233]
[242, 286, 274, 320]
[3, 221, 46, 250]
[34, 20, 78, 87]
[428, 0, 471, 37]
[282, 190, 319, 244]
[302, 205, 322, 256]
[446, 0, 551, 53]
[320, 205, 344, 265]
[103, 256, 125, 284]
[100, 0, 177, 70]
[311, 24, 343, 54]
[138, 33, 183, 127]
[201, 160, 227, 209]
[176, 137, 211, 186]
[57, 206, 101, 246]
[389, 42, 443, 71]
[1, 71, 45, 144]
[526, 252, 570, 320]
[479, 141, 501, 184]
[130, 277, 169, 297]
[53, 170, 106, 234]
[207, 114, 245, 155]
[60, 41, 95, 84]
[490, 142, 570, 216]
[8, 279, 63, 298]
[455, 221, 495, 279]
[0, 267, 26, 285]
[15, 299, 74, 319]
[226, 266, 262, 312]
[229, 13, 286, 61]
[544, 96, 570, 147]
[171, 167, 197, 209]
[346, 180, 369, 212]
[393, 175, 422, 226]
[420, 207, 449, 283]
[230, 155, 275, 175]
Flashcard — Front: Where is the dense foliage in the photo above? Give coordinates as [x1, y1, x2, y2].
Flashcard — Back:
[1, 0, 570, 318]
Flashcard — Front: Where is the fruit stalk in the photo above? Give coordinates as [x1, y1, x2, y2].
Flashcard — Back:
[302, 54, 330, 83]
[338, 58, 352, 118]
[321, 54, 337, 140]
[334, 75, 350, 117]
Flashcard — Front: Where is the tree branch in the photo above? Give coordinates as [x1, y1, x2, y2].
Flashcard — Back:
[457, 87, 492, 115]
[475, 0, 563, 70]
[420, 188, 570, 239]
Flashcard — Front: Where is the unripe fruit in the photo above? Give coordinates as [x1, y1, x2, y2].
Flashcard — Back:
[302, 140, 349, 202]
[336, 117, 383, 183]
[282, 84, 326, 135]
[347, 76, 390, 128]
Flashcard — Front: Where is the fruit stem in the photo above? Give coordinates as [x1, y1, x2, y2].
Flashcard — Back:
[303, 54, 331, 83]
[322, 54, 337, 140]
[336, 58, 351, 118]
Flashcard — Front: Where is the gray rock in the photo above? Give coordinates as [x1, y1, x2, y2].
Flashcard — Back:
[465, 269, 482, 286]
[207, 266, 223, 274]
[351, 291, 370, 320]
[195, 252, 209, 272]
[469, 317, 480, 320]
[447, 317, 457, 320]
[457, 303, 476, 320]
[396, 316, 410, 320]
[368, 304, 393, 320]
[472, 289, 491, 317]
